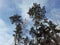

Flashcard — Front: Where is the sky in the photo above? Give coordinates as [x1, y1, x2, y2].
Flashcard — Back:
[0, 0, 60, 45]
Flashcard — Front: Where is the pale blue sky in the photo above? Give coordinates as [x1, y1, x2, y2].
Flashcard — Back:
[0, 0, 60, 45]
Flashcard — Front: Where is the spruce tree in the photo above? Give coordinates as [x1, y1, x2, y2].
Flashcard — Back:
[28, 3, 60, 45]
[9, 14, 23, 45]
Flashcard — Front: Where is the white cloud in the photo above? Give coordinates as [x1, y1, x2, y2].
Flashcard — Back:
[0, 19, 13, 45]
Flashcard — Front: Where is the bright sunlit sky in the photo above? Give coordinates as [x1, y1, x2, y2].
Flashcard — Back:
[0, 0, 60, 45]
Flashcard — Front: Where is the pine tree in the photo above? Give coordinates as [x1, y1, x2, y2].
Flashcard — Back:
[9, 14, 23, 45]
[28, 3, 60, 45]
[9, 3, 60, 45]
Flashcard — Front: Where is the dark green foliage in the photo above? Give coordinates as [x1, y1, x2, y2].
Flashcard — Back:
[9, 14, 22, 24]
[9, 3, 60, 45]
[9, 14, 23, 45]
[28, 3, 60, 45]
[24, 36, 29, 45]
[28, 3, 46, 20]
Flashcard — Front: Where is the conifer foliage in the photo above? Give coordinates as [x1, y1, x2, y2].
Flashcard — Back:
[9, 14, 23, 45]
[28, 3, 60, 45]
[9, 3, 60, 45]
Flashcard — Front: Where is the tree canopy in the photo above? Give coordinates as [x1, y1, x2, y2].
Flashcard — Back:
[28, 3, 60, 45]
[9, 3, 60, 45]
